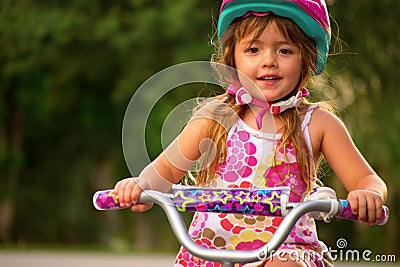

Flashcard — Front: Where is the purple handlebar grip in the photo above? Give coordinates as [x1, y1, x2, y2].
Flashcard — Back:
[93, 190, 125, 210]
[337, 199, 389, 225]
[171, 186, 289, 216]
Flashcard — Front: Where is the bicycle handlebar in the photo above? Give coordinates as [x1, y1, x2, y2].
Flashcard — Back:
[93, 187, 389, 266]
[93, 187, 389, 225]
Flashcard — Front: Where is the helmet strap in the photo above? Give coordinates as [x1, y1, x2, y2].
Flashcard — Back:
[226, 84, 309, 129]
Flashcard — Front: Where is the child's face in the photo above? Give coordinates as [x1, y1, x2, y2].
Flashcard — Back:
[234, 21, 302, 102]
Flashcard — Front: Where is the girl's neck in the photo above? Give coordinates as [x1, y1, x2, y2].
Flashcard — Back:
[241, 106, 282, 134]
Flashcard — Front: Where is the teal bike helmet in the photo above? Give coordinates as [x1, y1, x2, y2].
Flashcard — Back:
[218, 0, 331, 75]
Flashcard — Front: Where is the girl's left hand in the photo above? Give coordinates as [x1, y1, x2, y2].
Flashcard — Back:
[347, 190, 384, 225]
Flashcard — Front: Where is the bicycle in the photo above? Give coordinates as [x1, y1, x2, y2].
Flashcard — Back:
[93, 185, 389, 267]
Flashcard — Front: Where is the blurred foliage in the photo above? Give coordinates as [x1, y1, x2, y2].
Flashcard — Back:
[0, 0, 398, 257]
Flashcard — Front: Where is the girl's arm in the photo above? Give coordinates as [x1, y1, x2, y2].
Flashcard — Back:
[114, 116, 210, 212]
[314, 109, 387, 225]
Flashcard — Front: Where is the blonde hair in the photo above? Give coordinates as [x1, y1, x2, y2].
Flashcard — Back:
[194, 14, 333, 188]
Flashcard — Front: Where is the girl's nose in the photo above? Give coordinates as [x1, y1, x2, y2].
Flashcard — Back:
[262, 51, 277, 68]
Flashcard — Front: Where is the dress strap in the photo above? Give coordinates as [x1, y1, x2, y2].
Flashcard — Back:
[301, 105, 319, 177]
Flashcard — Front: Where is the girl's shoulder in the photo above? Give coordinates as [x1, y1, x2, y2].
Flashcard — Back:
[309, 105, 344, 130]
[307, 105, 350, 152]
[298, 102, 340, 124]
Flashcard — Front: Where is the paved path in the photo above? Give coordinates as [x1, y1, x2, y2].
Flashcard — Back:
[0, 251, 175, 267]
[0, 251, 398, 267]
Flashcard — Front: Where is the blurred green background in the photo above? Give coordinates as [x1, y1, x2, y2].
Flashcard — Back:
[0, 0, 399, 258]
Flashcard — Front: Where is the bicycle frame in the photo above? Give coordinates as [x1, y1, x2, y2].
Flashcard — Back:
[93, 187, 389, 267]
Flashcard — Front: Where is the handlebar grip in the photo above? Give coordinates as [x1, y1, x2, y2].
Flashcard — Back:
[337, 199, 389, 225]
[93, 190, 124, 210]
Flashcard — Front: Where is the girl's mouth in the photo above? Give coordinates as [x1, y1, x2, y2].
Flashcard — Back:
[257, 75, 281, 81]
[257, 75, 281, 84]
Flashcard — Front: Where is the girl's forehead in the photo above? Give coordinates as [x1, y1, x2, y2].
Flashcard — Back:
[238, 21, 289, 43]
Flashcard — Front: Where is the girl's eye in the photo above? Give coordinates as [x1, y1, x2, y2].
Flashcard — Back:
[247, 47, 259, 54]
[280, 48, 292, 55]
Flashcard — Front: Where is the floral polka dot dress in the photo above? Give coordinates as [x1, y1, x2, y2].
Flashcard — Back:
[175, 107, 329, 267]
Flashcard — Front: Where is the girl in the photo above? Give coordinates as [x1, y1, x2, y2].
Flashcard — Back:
[114, 0, 387, 266]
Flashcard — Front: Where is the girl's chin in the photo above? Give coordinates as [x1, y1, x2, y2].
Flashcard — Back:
[260, 93, 284, 103]
[260, 90, 294, 103]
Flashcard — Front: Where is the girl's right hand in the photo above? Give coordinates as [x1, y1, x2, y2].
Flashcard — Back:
[113, 177, 154, 212]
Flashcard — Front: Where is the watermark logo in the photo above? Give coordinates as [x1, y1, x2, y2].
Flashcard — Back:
[336, 237, 347, 249]
[122, 61, 275, 184]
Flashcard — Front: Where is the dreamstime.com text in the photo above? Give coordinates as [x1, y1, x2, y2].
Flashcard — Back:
[260, 238, 397, 263]
[328, 238, 397, 262]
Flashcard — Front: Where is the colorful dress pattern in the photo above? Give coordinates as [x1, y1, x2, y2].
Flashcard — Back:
[175, 106, 328, 267]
